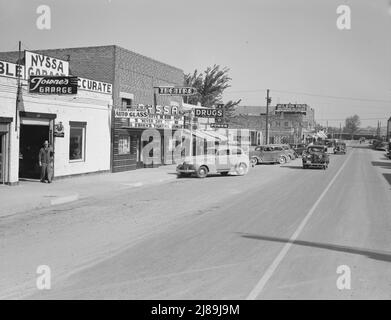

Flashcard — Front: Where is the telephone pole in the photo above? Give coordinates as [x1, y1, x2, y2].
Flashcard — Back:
[265, 89, 271, 145]
[15, 40, 22, 133]
[339, 123, 342, 140]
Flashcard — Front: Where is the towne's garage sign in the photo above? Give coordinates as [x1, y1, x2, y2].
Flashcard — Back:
[29, 76, 78, 94]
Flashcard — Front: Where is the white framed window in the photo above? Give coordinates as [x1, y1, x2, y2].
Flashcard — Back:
[69, 121, 86, 162]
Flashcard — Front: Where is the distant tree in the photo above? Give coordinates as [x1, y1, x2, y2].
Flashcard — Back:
[343, 115, 361, 139]
[314, 123, 324, 132]
[184, 65, 241, 112]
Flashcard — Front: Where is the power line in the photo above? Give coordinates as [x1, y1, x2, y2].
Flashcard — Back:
[224, 88, 391, 104]
[316, 117, 388, 121]
[272, 89, 391, 104]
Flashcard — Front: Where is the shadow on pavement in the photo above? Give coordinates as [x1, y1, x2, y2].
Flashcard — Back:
[383, 174, 391, 186]
[238, 233, 391, 263]
[371, 161, 391, 170]
[280, 165, 304, 170]
[175, 173, 240, 179]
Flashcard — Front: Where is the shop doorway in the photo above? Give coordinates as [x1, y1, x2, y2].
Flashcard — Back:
[19, 124, 50, 179]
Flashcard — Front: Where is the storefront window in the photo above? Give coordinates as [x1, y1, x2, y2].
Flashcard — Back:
[118, 135, 130, 155]
[69, 122, 86, 161]
[122, 98, 132, 108]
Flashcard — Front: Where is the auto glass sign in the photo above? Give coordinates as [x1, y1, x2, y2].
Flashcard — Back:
[25, 51, 69, 77]
[29, 76, 78, 94]
[114, 109, 149, 118]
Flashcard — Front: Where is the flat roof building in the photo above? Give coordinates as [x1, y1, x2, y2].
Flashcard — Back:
[0, 45, 185, 172]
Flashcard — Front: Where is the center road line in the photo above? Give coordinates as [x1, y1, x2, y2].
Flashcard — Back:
[246, 149, 354, 300]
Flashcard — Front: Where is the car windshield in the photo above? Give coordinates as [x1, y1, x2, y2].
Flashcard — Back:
[308, 147, 324, 153]
[217, 149, 230, 156]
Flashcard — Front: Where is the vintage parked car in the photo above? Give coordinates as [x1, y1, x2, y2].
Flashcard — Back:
[249, 145, 289, 165]
[333, 142, 347, 154]
[387, 144, 391, 159]
[375, 142, 389, 151]
[272, 144, 297, 160]
[289, 143, 307, 157]
[302, 145, 330, 169]
[176, 146, 249, 178]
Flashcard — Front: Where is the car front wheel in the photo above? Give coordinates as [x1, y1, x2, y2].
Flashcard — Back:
[250, 157, 258, 167]
[278, 156, 286, 164]
[236, 162, 248, 175]
[196, 166, 208, 178]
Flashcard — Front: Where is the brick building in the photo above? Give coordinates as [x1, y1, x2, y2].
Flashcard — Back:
[231, 104, 316, 144]
[0, 45, 185, 172]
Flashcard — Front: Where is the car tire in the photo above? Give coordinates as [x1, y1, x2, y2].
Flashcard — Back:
[196, 166, 208, 178]
[250, 157, 258, 167]
[220, 171, 229, 176]
[278, 156, 286, 164]
[236, 162, 248, 176]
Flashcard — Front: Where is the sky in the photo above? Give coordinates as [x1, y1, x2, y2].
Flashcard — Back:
[0, 0, 390, 127]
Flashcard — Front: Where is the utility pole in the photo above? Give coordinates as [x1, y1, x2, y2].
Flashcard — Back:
[339, 123, 342, 140]
[15, 41, 22, 133]
[265, 89, 271, 145]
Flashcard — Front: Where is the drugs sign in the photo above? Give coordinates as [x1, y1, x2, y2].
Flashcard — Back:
[194, 108, 223, 118]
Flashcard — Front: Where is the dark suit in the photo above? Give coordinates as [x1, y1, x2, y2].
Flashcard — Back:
[39, 146, 53, 182]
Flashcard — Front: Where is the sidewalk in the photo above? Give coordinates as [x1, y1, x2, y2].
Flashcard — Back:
[0, 165, 177, 218]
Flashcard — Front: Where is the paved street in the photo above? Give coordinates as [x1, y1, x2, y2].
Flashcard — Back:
[1, 142, 390, 299]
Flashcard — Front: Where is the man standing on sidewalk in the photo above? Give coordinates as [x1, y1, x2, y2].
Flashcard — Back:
[39, 140, 53, 183]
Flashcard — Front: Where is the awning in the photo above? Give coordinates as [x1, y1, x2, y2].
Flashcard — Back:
[182, 129, 228, 141]
[316, 131, 327, 139]
[181, 103, 209, 111]
[203, 130, 228, 142]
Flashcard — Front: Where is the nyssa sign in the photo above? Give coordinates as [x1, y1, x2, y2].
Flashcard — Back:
[25, 51, 69, 77]
[29, 76, 78, 94]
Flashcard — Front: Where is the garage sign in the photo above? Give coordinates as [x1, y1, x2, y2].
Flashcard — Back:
[29, 76, 78, 94]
